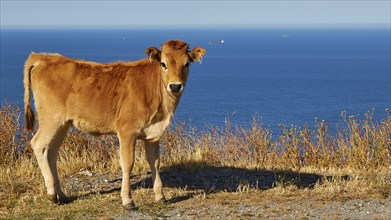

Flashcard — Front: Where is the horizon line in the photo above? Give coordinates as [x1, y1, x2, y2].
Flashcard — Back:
[1, 23, 390, 30]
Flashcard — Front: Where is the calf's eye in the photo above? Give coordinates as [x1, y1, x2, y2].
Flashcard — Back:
[185, 61, 190, 68]
[160, 62, 167, 69]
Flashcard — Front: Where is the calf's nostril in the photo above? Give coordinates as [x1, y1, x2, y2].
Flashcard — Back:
[169, 84, 182, 92]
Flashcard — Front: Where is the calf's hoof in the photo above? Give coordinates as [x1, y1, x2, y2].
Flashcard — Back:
[46, 194, 58, 204]
[46, 194, 70, 204]
[155, 194, 166, 203]
[58, 195, 71, 204]
[123, 202, 137, 211]
[155, 197, 167, 204]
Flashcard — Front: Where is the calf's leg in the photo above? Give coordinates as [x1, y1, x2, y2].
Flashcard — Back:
[31, 121, 69, 204]
[118, 132, 137, 210]
[145, 141, 165, 202]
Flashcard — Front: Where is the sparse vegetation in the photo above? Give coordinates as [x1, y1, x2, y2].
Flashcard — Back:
[0, 103, 390, 219]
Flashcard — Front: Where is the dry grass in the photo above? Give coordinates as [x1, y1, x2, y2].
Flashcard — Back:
[0, 103, 390, 218]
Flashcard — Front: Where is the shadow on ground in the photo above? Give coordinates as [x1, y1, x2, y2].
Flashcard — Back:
[135, 162, 347, 192]
[63, 162, 348, 204]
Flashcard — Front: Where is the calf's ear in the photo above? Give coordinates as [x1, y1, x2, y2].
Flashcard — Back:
[145, 47, 161, 62]
[189, 47, 206, 63]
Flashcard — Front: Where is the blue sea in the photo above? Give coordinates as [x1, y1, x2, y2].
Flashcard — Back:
[1, 28, 390, 132]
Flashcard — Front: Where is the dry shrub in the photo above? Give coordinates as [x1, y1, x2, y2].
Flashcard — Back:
[1, 104, 390, 175]
[162, 112, 390, 172]
[1, 103, 390, 214]
[58, 129, 119, 175]
[1, 103, 390, 218]
[0, 103, 32, 165]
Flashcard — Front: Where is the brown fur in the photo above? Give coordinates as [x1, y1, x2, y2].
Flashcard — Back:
[24, 63, 35, 131]
[24, 105, 34, 131]
[23, 40, 205, 208]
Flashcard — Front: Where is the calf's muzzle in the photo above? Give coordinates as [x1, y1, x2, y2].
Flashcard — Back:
[168, 83, 183, 93]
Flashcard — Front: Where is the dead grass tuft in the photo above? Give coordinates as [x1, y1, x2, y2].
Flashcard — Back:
[0, 103, 390, 218]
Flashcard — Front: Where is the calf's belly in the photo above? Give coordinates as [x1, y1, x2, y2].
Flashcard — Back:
[71, 117, 115, 135]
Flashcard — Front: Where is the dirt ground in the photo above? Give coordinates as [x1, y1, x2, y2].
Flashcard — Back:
[62, 166, 391, 220]
[118, 197, 391, 220]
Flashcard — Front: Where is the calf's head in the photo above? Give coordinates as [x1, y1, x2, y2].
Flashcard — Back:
[145, 40, 206, 95]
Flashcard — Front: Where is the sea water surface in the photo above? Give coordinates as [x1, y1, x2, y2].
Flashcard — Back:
[1, 28, 390, 132]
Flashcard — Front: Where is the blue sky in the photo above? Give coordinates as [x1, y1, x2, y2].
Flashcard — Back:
[1, 1, 390, 28]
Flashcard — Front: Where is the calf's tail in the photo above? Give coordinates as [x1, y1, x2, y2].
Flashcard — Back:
[24, 55, 35, 132]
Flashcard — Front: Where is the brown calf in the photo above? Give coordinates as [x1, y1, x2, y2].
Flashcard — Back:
[24, 40, 206, 209]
